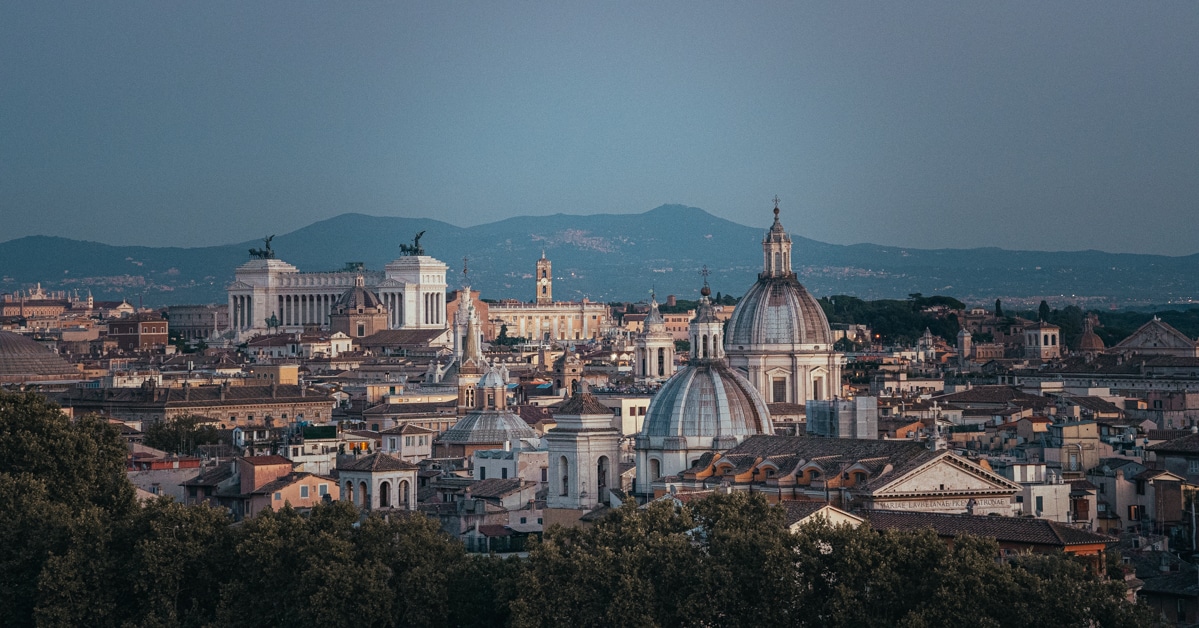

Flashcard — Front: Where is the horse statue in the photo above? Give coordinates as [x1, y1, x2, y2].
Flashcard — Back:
[399, 231, 426, 256]
[249, 235, 275, 259]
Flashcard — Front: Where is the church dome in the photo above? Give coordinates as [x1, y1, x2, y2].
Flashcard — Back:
[437, 409, 538, 446]
[725, 275, 832, 347]
[725, 203, 833, 348]
[0, 331, 79, 383]
[641, 360, 772, 443]
[334, 278, 383, 312]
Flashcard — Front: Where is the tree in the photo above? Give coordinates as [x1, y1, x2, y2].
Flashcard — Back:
[144, 414, 222, 454]
[995, 299, 1004, 318]
[0, 391, 136, 627]
[1039, 300, 1052, 322]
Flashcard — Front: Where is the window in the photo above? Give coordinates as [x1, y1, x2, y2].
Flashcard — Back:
[1189, 459, 1199, 474]
[480, 467, 486, 480]
[405, 436, 413, 447]
[319, 484, 328, 496]
[1016, 495, 1024, 503]
[389, 438, 397, 450]
[541, 468, 548, 482]
[1129, 505, 1143, 521]
[301, 485, 309, 498]
[501, 468, 508, 479]
[1035, 496, 1044, 513]
[274, 492, 282, 501]
[537, 518, 543, 524]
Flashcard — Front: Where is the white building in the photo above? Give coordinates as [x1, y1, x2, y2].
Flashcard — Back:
[226, 250, 447, 341]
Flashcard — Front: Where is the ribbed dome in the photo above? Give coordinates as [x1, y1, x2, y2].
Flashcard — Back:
[437, 410, 537, 445]
[725, 275, 833, 347]
[1079, 329, 1105, 351]
[642, 361, 772, 440]
[0, 331, 79, 383]
[334, 284, 383, 311]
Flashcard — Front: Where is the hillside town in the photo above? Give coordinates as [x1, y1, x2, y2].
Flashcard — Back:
[3, 203, 1199, 622]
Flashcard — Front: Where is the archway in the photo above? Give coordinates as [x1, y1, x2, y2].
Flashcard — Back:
[379, 481, 391, 508]
[359, 481, 369, 508]
[399, 480, 410, 508]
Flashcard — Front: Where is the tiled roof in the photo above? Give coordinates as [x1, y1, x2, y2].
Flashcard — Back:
[1147, 433, 1199, 454]
[780, 501, 835, 527]
[337, 452, 419, 472]
[1065, 396, 1122, 414]
[555, 392, 612, 416]
[863, 510, 1115, 547]
[243, 455, 292, 466]
[708, 435, 938, 492]
[379, 423, 437, 435]
[934, 386, 1049, 406]
[767, 403, 807, 415]
[469, 478, 527, 499]
[57, 384, 328, 407]
[183, 463, 234, 486]
[476, 524, 515, 537]
[516, 405, 555, 426]
[358, 329, 446, 348]
[251, 472, 330, 495]
[364, 402, 455, 416]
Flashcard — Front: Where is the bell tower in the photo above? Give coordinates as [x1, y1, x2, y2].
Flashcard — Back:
[762, 196, 793, 278]
[535, 252, 553, 305]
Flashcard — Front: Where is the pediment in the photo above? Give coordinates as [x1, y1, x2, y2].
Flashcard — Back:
[376, 279, 407, 289]
[1118, 320, 1196, 350]
[872, 455, 1019, 496]
[226, 281, 253, 291]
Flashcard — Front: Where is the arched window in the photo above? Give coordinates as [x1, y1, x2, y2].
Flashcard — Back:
[345, 481, 354, 504]
[650, 458, 661, 481]
[597, 456, 610, 494]
[359, 481, 369, 508]
[560, 456, 570, 496]
[399, 480, 410, 507]
[379, 481, 391, 508]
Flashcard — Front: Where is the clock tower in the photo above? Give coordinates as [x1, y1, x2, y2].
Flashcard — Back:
[535, 253, 553, 305]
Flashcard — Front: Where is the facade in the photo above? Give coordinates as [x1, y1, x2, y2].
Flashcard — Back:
[166, 304, 229, 342]
[724, 203, 843, 405]
[53, 382, 333, 428]
[1023, 321, 1061, 360]
[486, 255, 610, 342]
[226, 252, 447, 340]
[1112, 317, 1199, 358]
[108, 313, 169, 351]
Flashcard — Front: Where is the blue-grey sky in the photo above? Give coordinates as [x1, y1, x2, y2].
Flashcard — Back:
[3, 2, 1198, 254]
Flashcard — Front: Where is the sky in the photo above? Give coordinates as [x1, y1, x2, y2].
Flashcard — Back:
[2, 2, 1198, 254]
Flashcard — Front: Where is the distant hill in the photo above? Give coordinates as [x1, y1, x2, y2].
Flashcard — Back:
[2, 205, 1197, 308]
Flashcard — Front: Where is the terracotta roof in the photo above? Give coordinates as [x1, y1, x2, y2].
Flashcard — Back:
[476, 524, 515, 537]
[363, 402, 455, 416]
[1065, 396, 1122, 415]
[380, 423, 437, 435]
[516, 405, 555, 426]
[337, 452, 419, 472]
[863, 510, 1115, 547]
[251, 472, 330, 495]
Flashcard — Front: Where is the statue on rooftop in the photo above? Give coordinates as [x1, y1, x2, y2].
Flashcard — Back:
[249, 235, 275, 259]
[399, 231, 426, 256]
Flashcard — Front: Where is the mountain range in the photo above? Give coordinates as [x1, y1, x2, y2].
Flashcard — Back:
[2, 205, 1197, 309]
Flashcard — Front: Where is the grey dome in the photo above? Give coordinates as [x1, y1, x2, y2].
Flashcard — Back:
[334, 285, 383, 311]
[642, 360, 771, 440]
[0, 331, 78, 383]
[725, 275, 832, 347]
[438, 410, 537, 446]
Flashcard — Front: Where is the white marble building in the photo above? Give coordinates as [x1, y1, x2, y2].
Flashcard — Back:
[226, 254, 447, 341]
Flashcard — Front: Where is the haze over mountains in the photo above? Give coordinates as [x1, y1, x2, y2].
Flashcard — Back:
[2, 205, 1196, 309]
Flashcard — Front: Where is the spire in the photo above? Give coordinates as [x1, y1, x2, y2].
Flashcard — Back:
[762, 197, 793, 277]
[690, 267, 724, 361]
